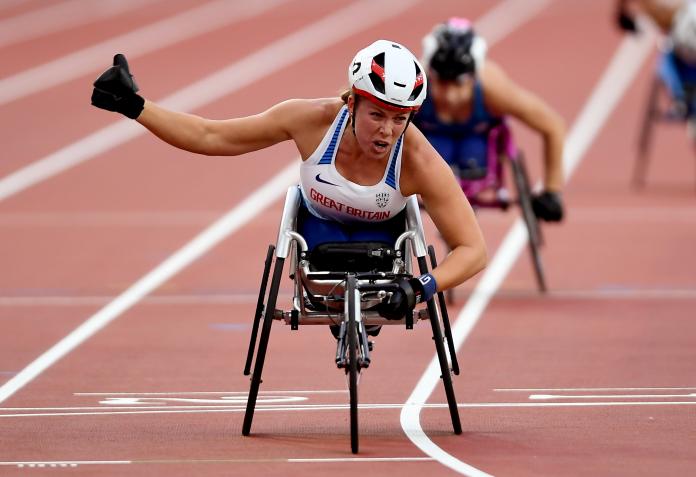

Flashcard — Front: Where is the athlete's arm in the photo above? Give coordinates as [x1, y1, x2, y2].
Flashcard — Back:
[400, 128, 487, 291]
[137, 98, 323, 156]
[483, 61, 566, 192]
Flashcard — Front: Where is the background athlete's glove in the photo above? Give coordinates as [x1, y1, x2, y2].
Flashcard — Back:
[615, 0, 639, 34]
[378, 273, 437, 320]
[531, 190, 564, 222]
[91, 54, 145, 119]
[616, 10, 638, 33]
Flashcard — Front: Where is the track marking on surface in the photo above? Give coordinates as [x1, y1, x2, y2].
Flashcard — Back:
[401, 17, 656, 477]
[529, 393, 696, 400]
[0, 457, 434, 467]
[0, 0, 161, 48]
[0, 0, 424, 404]
[0, 0, 420, 203]
[74, 389, 346, 396]
[3, 401, 695, 418]
[0, 0, 290, 105]
[496, 387, 696, 391]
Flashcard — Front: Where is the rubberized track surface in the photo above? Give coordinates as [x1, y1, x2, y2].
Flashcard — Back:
[1, 1, 695, 475]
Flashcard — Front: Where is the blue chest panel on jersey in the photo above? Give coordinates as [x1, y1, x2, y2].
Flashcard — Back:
[414, 82, 502, 178]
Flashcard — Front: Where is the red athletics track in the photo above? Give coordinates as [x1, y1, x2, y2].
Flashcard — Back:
[1, 1, 695, 476]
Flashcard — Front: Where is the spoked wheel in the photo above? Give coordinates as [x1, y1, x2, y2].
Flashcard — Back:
[511, 154, 547, 293]
[345, 274, 360, 454]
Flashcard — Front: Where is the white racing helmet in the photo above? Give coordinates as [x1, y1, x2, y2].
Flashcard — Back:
[348, 39, 426, 111]
[672, 2, 696, 65]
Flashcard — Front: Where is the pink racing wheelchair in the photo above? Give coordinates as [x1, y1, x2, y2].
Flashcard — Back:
[452, 121, 546, 295]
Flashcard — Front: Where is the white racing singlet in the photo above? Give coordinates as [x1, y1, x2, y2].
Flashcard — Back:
[299, 105, 409, 225]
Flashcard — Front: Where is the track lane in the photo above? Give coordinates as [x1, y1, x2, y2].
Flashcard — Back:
[4, 0, 694, 475]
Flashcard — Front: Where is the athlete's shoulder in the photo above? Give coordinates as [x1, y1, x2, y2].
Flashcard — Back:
[276, 97, 343, 122]
[479, 60, 525, 116]
[403, 123, 439, 169]
[267, 98, 343, 138]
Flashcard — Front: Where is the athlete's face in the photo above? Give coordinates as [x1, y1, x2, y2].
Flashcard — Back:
[349, 97, 409, 159]
[429, 73, 474, 109]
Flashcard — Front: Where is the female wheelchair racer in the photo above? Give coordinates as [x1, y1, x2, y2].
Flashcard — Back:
[91, 39, 487, 452]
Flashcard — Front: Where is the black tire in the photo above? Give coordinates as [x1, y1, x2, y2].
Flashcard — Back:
[242, 257, 285, 436]
[244, 244, 275, 376]
[417, 257, 462, 435]
[428, 245, 459, 375]
[346, 274, 359, 454]
[511, 155, 547, 293]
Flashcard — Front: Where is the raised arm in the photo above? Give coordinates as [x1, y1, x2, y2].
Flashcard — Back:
[136, 99, 301, 156]
[91, 53, 316, 157]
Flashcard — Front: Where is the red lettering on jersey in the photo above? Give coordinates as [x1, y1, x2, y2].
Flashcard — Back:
[311, 189, 391, 221]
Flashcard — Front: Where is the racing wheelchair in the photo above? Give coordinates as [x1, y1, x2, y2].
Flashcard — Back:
[449, 121, 546, 295]
[634, 47, 696, 189]
[242, 186, 460, 454]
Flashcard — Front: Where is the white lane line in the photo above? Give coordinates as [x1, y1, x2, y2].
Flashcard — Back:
[530, 393, 696, 400]
[0, 0, 161, 48]
[0, 162, 296, 405]
[74, 390, 347, 395]
[3, 401, 696, 418]
[0, 0, 424, 404]
[0, 0, 421, 203]
[0, 0, 290, 105]
[401, 18, 656, 477]
[496, 387, 696, 391]
[3, 461, 129, 467]
[288, 457, 434, 463]
[0, 457, 433, 467]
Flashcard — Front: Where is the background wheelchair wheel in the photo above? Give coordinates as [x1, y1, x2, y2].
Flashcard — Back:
[346, 274, 359, 454]
[634, 76, 661, 189]
[511, 154, 548, 293]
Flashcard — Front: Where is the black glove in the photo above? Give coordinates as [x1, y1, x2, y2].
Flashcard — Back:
[377, 273, 437, 320]
[616, 10, 638, 33]
[531, 190, 564, 222]
[91, 54, 145, 119]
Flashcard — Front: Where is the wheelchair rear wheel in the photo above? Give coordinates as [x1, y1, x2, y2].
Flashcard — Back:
[511, 153, 547, 292]
[346, 274, 359, 454]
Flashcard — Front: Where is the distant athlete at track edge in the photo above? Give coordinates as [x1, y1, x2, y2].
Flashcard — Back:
[413, 17, 566, 222]
[617, 0, 696, 120]
[91, 40, 487, 322]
